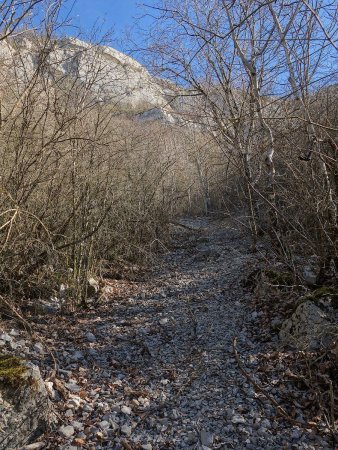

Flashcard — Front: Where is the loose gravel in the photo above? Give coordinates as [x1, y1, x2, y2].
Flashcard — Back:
[0, 218, 333, 449]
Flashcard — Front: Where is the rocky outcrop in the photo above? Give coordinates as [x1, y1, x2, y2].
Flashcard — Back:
[0, 34, 180, 118]
[0, 358, 53, 450]
[279, 298, 338, 350]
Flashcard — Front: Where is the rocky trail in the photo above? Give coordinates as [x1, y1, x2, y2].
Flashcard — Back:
[0, 218, 334, 449]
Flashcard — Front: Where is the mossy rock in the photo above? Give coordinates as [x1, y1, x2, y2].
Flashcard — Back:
[0, 355, 26, 385]
[299, 287, 338, 309]
[0, 358, 52, 450]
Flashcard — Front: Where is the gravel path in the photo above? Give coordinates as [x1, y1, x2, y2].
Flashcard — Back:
[1, 218, 333, 449]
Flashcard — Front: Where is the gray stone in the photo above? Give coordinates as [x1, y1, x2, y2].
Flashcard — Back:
[70, 351, 84, 361]
[232, 414, 246, 424]
[98, 420, 110, 429]
[9, 329, 20, 337]
[141, 445, 152, 450]
[87, 277, 100, 298]
[200, 429, 213, 447]
[121, 405, 132, 415]
[33, 343, 44, 354]
[0, 333, 13, 342]
[9, 341, 18, 350]
[291, 429, 302, 440]
[71, 421, 84, 431]
[65, 382, 81, 393]
[85, 332, 96, 343]
[121, 425, 132, 436]
[21, 443, 46, 450]
[58, 425, 75, 438]
[66, 397, 82, 409]
[303, 266, 317, 286]
[82, 404, 93, 412]
[280, 300, 338, 349]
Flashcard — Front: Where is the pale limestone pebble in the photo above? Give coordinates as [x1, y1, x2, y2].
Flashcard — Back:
[70, 420, 84, 431]
[9, 329, 20, 337]
[98, 420, 110, 429]
[121, 405, 132, 415]
[232, 414, 246, 424]
[21, 443, 46, 450]
[0, 332, 13, 342]
[32, 342, 44, 354]
[66, 396, 82, 409]
[121, 424, 132, 436]
[58, 425, 75, 438]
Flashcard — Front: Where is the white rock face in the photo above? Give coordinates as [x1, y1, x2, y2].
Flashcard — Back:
[0, 35, 179, 118]
[279, 300, 337, 350]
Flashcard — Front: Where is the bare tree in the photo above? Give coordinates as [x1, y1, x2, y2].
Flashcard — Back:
[143, 0, 337, 279]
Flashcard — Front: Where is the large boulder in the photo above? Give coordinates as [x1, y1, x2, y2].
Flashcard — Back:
[0, 356, 53, 450]
[279, 299, 337, 350]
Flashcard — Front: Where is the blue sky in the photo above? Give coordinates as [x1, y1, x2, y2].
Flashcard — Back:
[61, 0, 155, 51]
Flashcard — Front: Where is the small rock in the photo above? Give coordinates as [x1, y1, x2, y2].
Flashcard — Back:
[171, 409, 179, 419]
[98, 420, 110, 429]
[33, 342, 44, 354]
[159, 318, 169, 325]
[71, 421, 84, 431]
[71, 350, 84, 361]
[121, 405, 132, 415]
[21, 443, 46, 450]
[65, 382, 81, 393]
[232, 414, 246, 424]
[9, 340, 18, 350]
[0, 332, 13, 342]
[260, 419, 271, 428]
[87, 277, 100, 296]
[121, 425, 132, 436]
[200, 429, 213, 447]
[303, 266, 317, 285]
[66, 396, 82, 409]
[291, 429, 302, 440]
[141, 445, 152, 450]
[45, 381, 56, 399]
[82, 403, 93, 412]
[59, 425, 75, 438]
[9, 329, 20, 337]
[85, 332, 96, 343]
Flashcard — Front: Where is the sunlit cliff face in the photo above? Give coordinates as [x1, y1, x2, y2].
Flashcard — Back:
[0, 34, 181, 120]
